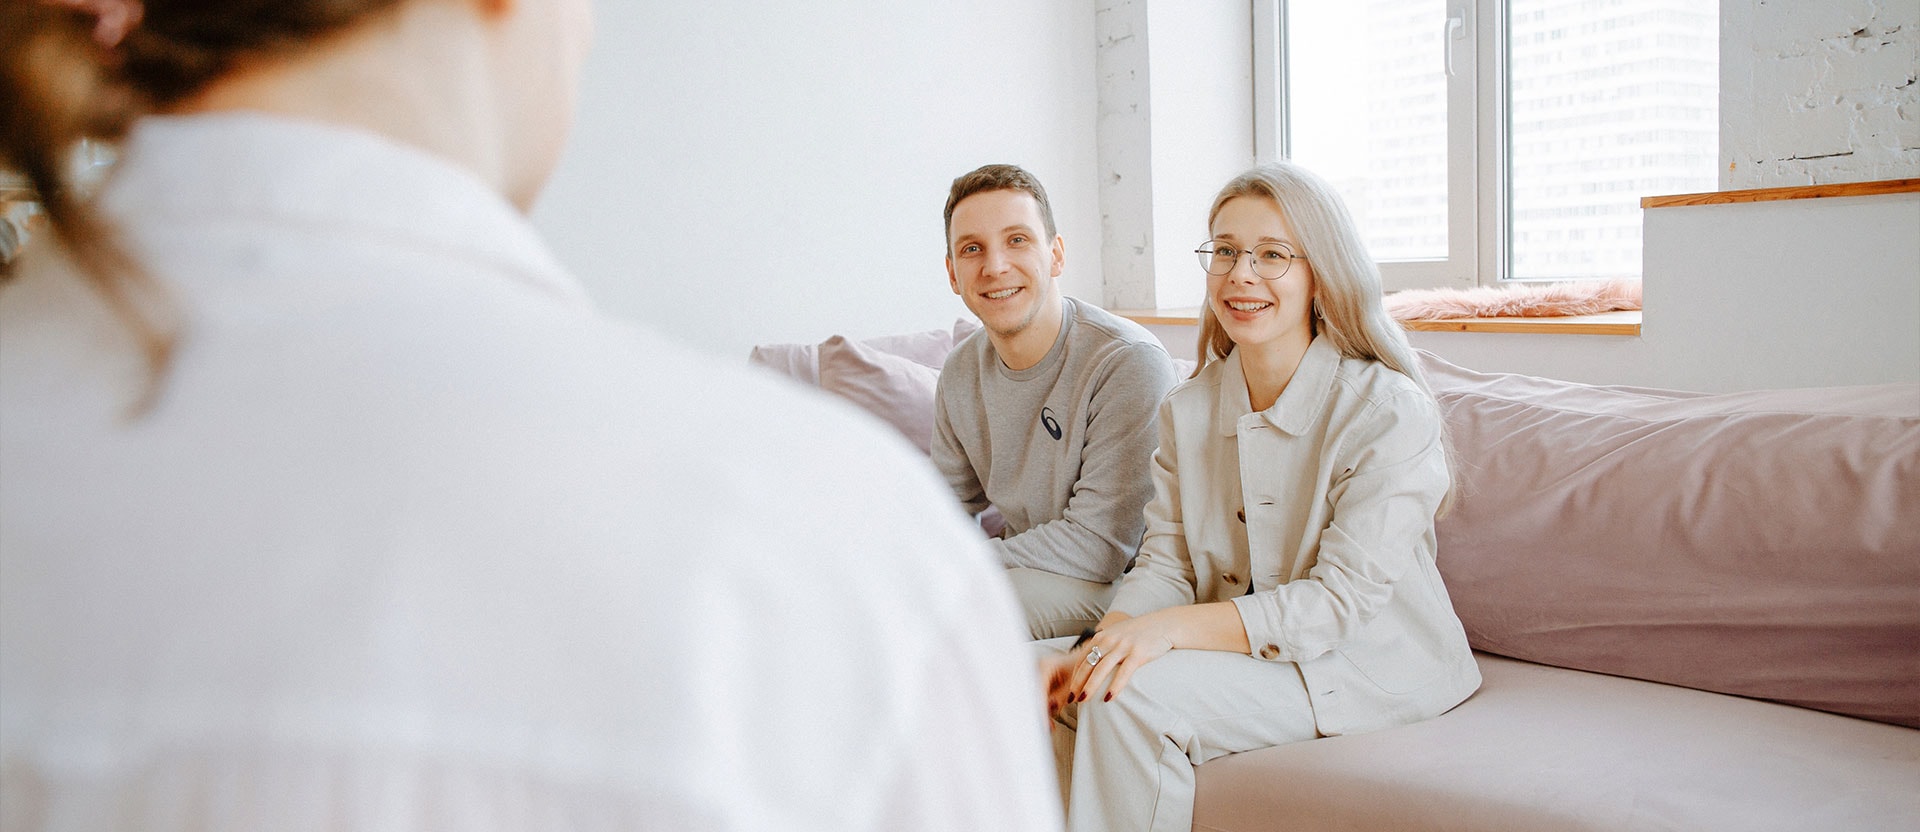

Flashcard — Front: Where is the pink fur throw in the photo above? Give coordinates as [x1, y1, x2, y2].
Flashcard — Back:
[1386, 279, 1641, 320]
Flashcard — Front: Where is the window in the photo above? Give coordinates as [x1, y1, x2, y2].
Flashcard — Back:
[1256, 0, 1718, 290]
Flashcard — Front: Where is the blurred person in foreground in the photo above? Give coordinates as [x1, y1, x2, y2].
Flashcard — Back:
[0, 1, 1059, 829]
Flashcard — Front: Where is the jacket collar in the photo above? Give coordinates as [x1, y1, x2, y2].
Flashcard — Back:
[1214, 335, 1341, 437]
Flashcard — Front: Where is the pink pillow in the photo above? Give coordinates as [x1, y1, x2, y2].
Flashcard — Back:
[748, 321, 972, 387]
[860, 326, 961, 371]
[952, 317, 981, 346]
[816, 335, 942, 454]
[747, 342, 821, 386]
[1422, 351, 1920, 728]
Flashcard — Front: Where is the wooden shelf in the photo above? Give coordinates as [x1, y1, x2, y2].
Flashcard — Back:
[1112, 308, 1641, 336]
[1109, 307, 1205, 326]
[1398, 310, 1640, 335]
[1642, 178, 1920, 209]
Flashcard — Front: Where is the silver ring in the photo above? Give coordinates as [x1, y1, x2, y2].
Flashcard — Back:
[1085, 647, 1104, 667]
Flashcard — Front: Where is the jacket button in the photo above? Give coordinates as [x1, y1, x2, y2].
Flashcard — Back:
[1223, 573, 1240, 585]
[1259, 644, 1281, 660]
[1236, 508, 1246, 523]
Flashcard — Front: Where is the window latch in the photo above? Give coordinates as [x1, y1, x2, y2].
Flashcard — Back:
[1445, 11, 1466, 78]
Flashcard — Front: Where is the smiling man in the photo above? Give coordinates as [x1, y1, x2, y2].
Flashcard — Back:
[935, 164, 1179, 640]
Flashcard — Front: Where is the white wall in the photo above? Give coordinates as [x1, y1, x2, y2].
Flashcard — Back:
[1418, 194, 1919, 391]
[1093, 0, 1253, 311]
[534, 0, 1919, 391]
[1721, 0, 1920, 188]
[1094, 0, 1157, 309]
[1143, 2, 1254, 311]
[533, 0, 1099, 360]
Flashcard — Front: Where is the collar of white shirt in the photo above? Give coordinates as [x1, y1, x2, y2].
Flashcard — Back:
[1214, 335, 1341, 437]
[100, 111, 588, 307]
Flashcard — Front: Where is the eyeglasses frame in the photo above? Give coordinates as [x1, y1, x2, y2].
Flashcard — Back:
[1193, 241, 1308, 281]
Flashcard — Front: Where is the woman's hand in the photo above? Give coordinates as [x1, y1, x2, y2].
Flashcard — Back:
[1066, 613, 1179, 705]
[1040, 612, 1137, 716]
[1060, 603, 1252, 706]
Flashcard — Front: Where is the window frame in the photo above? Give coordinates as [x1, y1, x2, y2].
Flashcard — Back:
[1255, 0, 1507, 291]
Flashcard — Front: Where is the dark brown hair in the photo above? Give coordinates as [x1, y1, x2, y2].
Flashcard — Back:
[0, 0, 406, 406]
[942, 163, 1058, 251]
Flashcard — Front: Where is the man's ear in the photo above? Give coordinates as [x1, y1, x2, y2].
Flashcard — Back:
[1049, 234, 1065, 278]
[946, 257, 961, 295]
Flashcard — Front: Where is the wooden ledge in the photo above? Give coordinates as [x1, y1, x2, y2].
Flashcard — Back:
[1642, 178, 1920, 208]
[1110, 307, 1207, 326]
[1111, 308, 1641, 336]
[1398, 310, 1640, 335]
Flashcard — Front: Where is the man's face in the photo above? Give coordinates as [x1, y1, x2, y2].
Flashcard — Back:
[946, 189, 1065, 339]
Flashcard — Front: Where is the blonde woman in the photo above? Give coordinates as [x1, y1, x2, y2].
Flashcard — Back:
[1041, 162, 1482, 831]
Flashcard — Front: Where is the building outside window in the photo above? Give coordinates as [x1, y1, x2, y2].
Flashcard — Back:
[1266, 0, 1719, 289]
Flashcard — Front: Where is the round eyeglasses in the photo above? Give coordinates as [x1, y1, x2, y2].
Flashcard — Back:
[1194, 241, 1307, 280]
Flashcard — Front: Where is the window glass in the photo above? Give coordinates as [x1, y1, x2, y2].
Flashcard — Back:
[1507, 0, 1719, 280]
[1287, 0, 1452, 263]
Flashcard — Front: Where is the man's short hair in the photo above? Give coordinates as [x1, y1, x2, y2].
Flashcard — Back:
[943, 164, 1059, 251]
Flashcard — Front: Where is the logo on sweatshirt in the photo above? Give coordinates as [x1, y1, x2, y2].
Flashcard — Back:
[1041, 407, 1063, 440]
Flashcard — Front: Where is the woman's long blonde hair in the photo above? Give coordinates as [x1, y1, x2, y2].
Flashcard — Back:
[1196, 161, 1457, 510]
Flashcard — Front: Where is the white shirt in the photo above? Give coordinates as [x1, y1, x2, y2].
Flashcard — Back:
[0, 114, 1060, 831]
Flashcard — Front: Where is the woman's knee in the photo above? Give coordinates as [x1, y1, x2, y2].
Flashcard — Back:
[1111, 649, 1215, 705]
[1079, 653, 1195, 732]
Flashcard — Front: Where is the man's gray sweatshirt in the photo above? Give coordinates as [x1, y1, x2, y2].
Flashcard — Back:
[932, 297, 1180, 582]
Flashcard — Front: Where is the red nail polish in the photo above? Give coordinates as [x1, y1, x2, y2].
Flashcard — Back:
[1104, 692, 1113, 702]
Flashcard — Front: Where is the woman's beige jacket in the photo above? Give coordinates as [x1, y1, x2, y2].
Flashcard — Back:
[1109, 336, 1481, 736]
